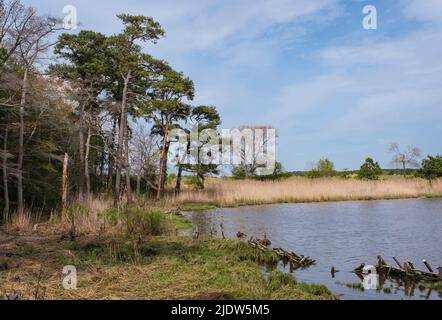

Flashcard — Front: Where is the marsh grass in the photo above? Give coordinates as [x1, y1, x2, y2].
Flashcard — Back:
[344, 282, 365, 291]
[4, 198, 186, 238]
[422, 281, 442, 298]
[172, 177, 442, 207]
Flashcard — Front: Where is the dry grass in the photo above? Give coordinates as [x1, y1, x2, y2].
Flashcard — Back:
[172, 177, 442, 207]
[3, 197, 184, 238]
[0, 234, 335, 300]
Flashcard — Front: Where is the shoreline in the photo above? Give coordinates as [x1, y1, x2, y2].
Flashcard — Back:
[173, 177, 442, 211]
[178, 193, 442, 212]
[0, 212, 336, 300]
[0, 234, 336, 300]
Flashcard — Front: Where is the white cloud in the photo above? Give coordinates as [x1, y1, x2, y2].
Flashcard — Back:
[402, 0, 442, 23]
[271, 25, 442, 137]
[271, 74, 363, 121]
[144, 0, 342, 59]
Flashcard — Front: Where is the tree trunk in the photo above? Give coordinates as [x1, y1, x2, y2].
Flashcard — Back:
[161, 141, 169, 194]
[156, 125, 169, 200]
[124, 121, 132, 205]
[175, 165, 183, 195]
[175, 138, 190, 195]
[84, 127, 92, 202]
[197, 171, 205, 189]
[114, 72, 131, 208]
[78, 101, 86, 201]
[2, 112, 10, 223]
[100, 147, 105, 192]
[403, 162, 406, 178]
[108, 115, 117, 192]
[136, 170, 141, 197]
[17, 68, 28, 216]
[61, 153, 69, 211]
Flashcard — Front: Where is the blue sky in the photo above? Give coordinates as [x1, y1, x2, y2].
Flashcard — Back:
[25, 0, 442, 170]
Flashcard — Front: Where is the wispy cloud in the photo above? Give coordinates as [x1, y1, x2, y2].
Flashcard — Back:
[25, 0, 442, 169]
[402, 0, 442, 23]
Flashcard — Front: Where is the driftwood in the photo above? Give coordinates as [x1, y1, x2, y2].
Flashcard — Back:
[245, 234, 315, 268]
[273, 247, 316, 267]
[355, 256, 441, 282]
[248, 238, 269, 251]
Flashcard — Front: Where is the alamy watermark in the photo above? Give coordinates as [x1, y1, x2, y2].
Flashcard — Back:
[168, 126, 277, 176]
[63, 5, 78, 30]
[362, 5, 377, 30]
[62, 265, 77, 290]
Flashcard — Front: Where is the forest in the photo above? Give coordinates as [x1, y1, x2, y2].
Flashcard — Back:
[0, 0, 224, 224]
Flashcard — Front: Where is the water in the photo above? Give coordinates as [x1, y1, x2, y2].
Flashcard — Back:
[187, 199, 442, 300]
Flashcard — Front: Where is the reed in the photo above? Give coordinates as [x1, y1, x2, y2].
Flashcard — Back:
[172, 177, 442, 207]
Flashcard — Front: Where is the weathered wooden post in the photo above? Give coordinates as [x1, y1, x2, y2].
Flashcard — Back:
[193, 225, 200, 240]
[377, 255, 387, 267]
[220, 222, 225, 240]
[423, 259, 434, 273]
[61, 153, 69, 211]
[407, 261, 415, 270]
[393, 257, 403, 269]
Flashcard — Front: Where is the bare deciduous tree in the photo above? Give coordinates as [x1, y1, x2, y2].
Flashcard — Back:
[232, 125, 278, 178]
[131, 123, 160, 198]
[15, 11, 60, 214]
[389, 143, 421, 177]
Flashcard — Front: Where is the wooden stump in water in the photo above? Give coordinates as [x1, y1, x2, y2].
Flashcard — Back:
[423, 259, 434, 273]
[193, 225, 200, 240]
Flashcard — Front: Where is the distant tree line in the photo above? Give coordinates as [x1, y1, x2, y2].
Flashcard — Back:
[235, 153, 442, 182]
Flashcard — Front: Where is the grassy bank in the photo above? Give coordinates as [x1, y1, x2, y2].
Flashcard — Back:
[0, 208, 335, 300]
[0, 234, 335, 300]
[172, 177, 442, 208]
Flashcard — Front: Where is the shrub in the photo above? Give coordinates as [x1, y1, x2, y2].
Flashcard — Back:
[97, 208, 120, 227]
[123, 208, 170, 236]
[307, 158, 335, 178]
[358, 158, 382, 180]
[420, 155, 442, 181]
[231, 166, 246, 179]
[338, 169, 351, 179]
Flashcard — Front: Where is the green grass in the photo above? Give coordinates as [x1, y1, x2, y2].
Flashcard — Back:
[422, 193, 442, 199]
[383, 287, 392, 294]
[169, 211, 193, 230]
[297, 282, 333, 296]
[343, 282, 365, 292]
[179, 203, 218, 212]
[421, 281, 442, 297]
[52, 237, 336, 300]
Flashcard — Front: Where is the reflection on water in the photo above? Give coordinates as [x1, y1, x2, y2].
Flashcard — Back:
[187, 199, 442, 300]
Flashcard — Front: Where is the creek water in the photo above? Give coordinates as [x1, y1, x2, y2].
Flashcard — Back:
[187, 199, 442, 300]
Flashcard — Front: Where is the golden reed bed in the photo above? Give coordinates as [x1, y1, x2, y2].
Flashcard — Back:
[173, 177, 442, 207]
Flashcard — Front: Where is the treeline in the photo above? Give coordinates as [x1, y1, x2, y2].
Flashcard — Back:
[0, 0, 221, 221]
[232, 155, 442, 182]
[291, 156, 442, 181]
